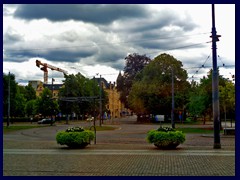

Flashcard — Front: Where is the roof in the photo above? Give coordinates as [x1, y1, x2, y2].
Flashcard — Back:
[94, 78, 111, 89]
[43, 84, 63, 90]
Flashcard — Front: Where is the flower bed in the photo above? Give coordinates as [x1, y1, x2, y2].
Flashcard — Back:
[146, 127, 185, 149]
[56, 127, 94, 148]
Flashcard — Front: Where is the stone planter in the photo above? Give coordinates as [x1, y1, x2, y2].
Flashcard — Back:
[56, 127, 94, 149]
[147, 127, 185, 149]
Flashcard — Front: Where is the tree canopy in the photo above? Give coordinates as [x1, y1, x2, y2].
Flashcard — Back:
[116, 53, 151, 107]
[128, 53, 189, 116]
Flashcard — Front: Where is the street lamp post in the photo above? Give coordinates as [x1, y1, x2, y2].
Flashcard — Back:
[99, 75, 102, 126]
[171, 68, 175, 129]
[7, 72, 10, 127]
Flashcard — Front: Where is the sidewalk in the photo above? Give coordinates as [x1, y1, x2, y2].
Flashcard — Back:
[3, 116, 235, 176]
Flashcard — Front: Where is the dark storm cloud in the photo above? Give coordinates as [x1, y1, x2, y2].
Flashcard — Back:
[108, 9, 197, 34]
[102, 8, 198, 51]
[6, 4, 200, 72]
[3, 31, 24, 44]
[4, 51, 31, 63]
[43, 49, 96, 62]
[4, 47, 96, 63]
[14, 4, 150, 24]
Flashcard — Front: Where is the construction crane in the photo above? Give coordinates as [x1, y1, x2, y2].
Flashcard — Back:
[36, 60, 68, 84]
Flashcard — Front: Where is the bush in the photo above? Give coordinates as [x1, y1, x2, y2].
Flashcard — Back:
[147, 127, 185, 149]
[56, 126, 94, 148]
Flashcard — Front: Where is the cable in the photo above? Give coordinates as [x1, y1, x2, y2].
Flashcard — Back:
[146, 41, 211, 57]
[187, 54, 211, 80]
[217, 55, 225, 67]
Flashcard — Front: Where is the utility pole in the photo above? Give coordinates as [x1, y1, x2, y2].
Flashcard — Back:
[171, 68, 175, 129]
[7, 72, 10, 127]
[52, 78, 54, 96]
[99, 75, 102, 126]
[211, 4, 221, 149]
[51, 78, 54, 126]
[93, 76, 96, 144]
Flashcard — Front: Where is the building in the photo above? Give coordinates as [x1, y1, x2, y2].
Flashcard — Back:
[29, 76, 129, 119]
[95, 75, 130, 119]
[28, 80, 63, 98]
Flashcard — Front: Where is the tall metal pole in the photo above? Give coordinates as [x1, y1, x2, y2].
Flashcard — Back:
[99, 75, 102, 126]
[7, 72, 10, 127]
[93, 76, 96, 144]
[171, 68, 175, 128]
[211, 4, 221, 149]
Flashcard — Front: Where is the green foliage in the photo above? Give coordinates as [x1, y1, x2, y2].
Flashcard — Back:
[3, 73, 18, 117]
[24, 84, 36, 101]
[128, 53, 189, 116]
[58, 73, 108, 116]
[25, 99, 37, 117]
[219, 80, 235, 115]
[35, 88, 59, 117]
[147, 128, 185, 149]
[187, 70, 235, 121]
[56, 127, 94, 148]
[116, 53, 151, 108]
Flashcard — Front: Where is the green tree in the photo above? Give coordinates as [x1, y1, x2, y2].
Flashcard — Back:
[187, 69, 231, 125]
[128, 53, 189, 120]
[219, 80, 235, 124]
[58, 73, 108, 118]
[3, 73, 18, 118]
[117, 53, 151, 108]
[24, 84, 36, 101]
[35, 88, 59, 118]
[25, 99, 37, 117]
[12, 86, 27, 117]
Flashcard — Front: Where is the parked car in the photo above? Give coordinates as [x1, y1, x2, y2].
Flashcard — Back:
[38, 118, 55, 124]
[86, 116, 94, 122]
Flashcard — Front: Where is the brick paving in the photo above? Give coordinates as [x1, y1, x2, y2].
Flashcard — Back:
[3, 116, 235, 176]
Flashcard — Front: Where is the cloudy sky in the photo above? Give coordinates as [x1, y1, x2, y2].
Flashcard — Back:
[3, 4, 235, 85]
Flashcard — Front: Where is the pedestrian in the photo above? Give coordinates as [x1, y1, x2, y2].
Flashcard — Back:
[179, 111, 182, 123]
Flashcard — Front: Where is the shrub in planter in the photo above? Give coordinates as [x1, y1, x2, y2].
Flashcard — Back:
[147, 127, 185, 149]
[56, 127, 94, 148]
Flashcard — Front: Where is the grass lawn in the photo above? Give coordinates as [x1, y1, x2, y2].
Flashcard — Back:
[86, 125, 118, 131]
[176, 127, 223, 134]
[3, 124, 118, 134]
[3, 125, 46, 134]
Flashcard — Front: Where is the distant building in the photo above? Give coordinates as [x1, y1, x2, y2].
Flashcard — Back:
[29, 76, 130, 118]
[95, 76, 130, 119]
[28, 80, 63, 98]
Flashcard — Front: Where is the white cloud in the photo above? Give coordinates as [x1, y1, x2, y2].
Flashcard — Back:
[3, 4, 235, 84]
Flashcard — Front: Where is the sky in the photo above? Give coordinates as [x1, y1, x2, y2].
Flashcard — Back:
[3, 4, 235, 85]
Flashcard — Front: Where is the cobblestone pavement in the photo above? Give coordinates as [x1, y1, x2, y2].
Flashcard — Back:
[3, 116, 235, 176]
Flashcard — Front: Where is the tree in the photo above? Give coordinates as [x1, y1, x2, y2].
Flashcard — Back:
[12, 86, 27, 117]
[128, 53, 189, 121]
[25, 99, 37, 117]
[116, 53, 151, 107]
[24, 84, 36, 101]
[35, 88, 59, 118]
[187, 69, 232, 125]
[3, 73, 18, 118]
[58, 73, 108, 118]
[219, 80, 235, 125]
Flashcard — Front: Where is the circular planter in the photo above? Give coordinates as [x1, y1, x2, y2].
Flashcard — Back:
[153, 141, 180, 149]
[56, 128, 94, 149]
[147, 128, 185, 149]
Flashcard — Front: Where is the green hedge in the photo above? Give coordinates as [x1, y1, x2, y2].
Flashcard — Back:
[56, 127, 94, 148]
[147, 127, 185, 149]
